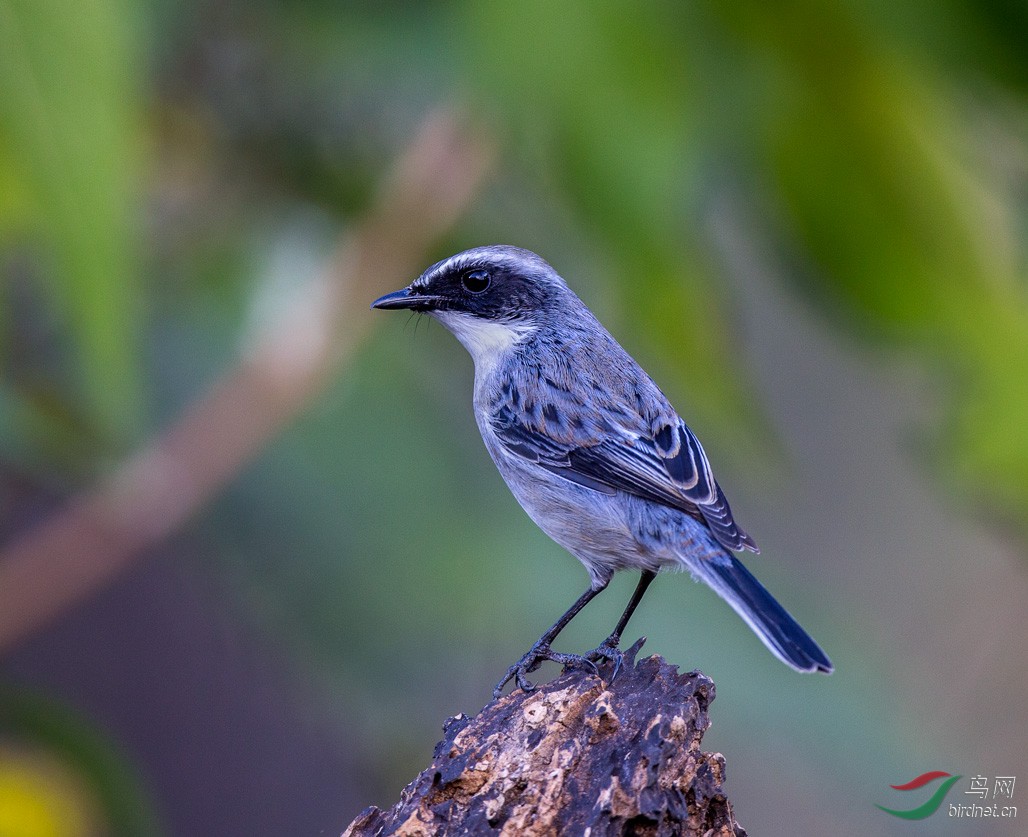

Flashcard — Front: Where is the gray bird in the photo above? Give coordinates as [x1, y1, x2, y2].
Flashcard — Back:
[372, 245, 833, 697]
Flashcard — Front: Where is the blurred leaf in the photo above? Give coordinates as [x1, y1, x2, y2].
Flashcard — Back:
[0, 0, 146, 441]
[461, 2, 764, 450]
[0, 688, 160, 836]
[0, 385, 99, 477]
[0, 748, 101, 837]
[716, 0, 1028, 528]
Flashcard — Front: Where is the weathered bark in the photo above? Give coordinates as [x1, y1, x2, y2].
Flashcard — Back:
[344, 640, 746, 836]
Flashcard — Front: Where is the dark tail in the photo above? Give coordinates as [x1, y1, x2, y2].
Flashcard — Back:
[695, 554, 833, 674]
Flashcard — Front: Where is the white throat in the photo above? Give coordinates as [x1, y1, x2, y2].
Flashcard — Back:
[433, 310, 535, 378]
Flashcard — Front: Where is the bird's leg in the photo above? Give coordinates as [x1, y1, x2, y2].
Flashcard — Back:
[587, 570, 656, 682]
[493, 581, 608, 698]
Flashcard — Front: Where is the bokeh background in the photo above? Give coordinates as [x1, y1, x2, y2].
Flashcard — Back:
[1, 1, 1026, 834]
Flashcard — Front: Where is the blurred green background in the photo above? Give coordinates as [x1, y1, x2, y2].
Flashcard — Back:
[1, 1, 1026, 834]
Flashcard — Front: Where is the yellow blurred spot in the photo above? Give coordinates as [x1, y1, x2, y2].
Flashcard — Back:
[0, 746, 101, 837]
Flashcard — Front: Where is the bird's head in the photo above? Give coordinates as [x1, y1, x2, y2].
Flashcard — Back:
[372, 245, 574, 367]
[372, 245, 569, 319]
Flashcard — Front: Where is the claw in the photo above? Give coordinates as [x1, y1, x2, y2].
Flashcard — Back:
[514, 667, 535, 694]
[586, 636, 626, 684]
[493, 643, 603, 698]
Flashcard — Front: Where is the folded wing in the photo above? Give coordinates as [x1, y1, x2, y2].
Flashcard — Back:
[491, 404, 758, 554]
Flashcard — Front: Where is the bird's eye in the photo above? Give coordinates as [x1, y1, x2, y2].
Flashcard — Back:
[461, 270, 490, 294]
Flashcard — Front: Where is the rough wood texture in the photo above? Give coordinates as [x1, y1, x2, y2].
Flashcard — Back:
[344, 640, 746, 836]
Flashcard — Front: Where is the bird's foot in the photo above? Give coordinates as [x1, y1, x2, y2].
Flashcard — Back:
[493, 642, 600, 698]
[586, 635, 626, 683]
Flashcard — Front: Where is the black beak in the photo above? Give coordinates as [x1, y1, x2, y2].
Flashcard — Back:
[370, 286, 442, 312]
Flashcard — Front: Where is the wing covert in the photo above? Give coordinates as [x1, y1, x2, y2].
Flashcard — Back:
[490, 406, 758, 553]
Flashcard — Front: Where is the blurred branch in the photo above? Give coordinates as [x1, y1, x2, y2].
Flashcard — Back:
[344, 645, 745, 836]
[0, 108, 494, 653]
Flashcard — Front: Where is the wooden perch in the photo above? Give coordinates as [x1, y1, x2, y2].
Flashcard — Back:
[343, 640, 746, 836]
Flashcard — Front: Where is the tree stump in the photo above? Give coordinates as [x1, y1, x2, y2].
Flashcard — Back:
[343, 640, 746, 836]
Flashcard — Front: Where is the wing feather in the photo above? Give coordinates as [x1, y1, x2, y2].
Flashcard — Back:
[491, 405, 757, 553]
